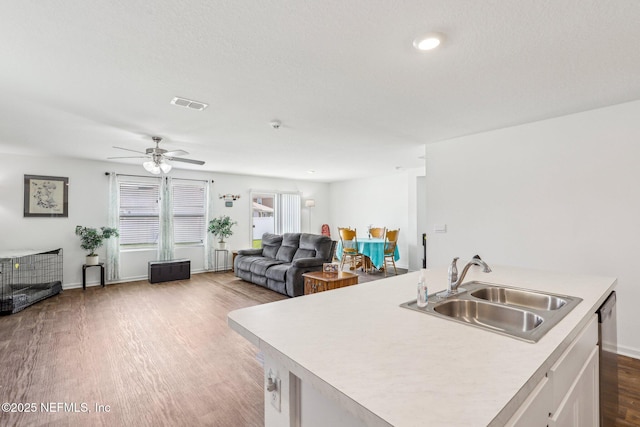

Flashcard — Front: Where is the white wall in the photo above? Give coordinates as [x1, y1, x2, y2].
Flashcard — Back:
[329, 168, 425, 271]
[0, 154, 330, 287]
[425, 99, 640, 357]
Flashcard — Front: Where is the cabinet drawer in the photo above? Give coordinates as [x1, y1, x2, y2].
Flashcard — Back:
[549, 314, 598, 411]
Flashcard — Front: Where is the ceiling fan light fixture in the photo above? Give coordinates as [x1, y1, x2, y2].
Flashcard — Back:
[113, 136, 204, 174]
[143, 160, 156, 172]
[159, 161, 172, 173]
[143, 160, 161, 174]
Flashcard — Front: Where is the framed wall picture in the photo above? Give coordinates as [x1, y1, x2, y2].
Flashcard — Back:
[24, 175, 69, 217]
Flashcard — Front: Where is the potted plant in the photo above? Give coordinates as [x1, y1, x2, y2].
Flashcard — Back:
[208, 215, 237, 249]
[75, 225, 119, 265]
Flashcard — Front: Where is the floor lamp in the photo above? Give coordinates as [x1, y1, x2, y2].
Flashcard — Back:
[305, 199, 315, 232]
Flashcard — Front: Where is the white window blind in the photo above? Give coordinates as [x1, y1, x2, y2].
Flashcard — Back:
[119, 180, 160, 246]
[172, 181, 206, 245]
[278, 193, 301, 234]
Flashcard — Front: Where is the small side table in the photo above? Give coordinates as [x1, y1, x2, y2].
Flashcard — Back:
[303, 271, 358, 295]
[83, 263, 105, 290]
[231, 251, 238, 272]
[214, 249, 229, 272]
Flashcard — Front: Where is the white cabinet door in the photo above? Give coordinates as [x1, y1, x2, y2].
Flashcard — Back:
[549, 316, 598, 410]
[507, 316, 599, 427]
[549, 346, 599, 427]
[505, 376, 551, 427]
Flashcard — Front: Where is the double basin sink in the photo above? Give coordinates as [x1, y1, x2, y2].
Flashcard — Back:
[400, 281, 582, 342]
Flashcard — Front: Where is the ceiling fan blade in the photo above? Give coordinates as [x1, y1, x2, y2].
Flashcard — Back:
[107, 156, 149, 159]
[163, 149, 189, 157]
[166, 156, 205, 165]
[113, 146, 147, 154]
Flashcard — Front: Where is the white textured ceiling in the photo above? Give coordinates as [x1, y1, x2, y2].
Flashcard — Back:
[1, 1, 639, 182]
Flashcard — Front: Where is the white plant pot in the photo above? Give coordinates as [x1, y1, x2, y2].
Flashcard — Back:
[218, 242, 228, 250]
[86, 255, 99, 265]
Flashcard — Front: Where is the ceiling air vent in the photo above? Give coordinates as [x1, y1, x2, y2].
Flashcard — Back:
[170, 97, 209, 111]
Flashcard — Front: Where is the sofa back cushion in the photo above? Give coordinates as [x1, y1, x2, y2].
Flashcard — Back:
[261, 233, 283, 259]
[293, 233, 333, 261]
[276, 233, 301, 262]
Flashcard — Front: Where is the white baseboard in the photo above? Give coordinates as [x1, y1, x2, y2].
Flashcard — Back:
[616, 343, 640, 360]
[61, 269, 213, 290]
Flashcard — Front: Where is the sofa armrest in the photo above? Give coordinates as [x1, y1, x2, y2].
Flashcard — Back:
[292, 257, 325, 268]
[237, 248, 263, 256]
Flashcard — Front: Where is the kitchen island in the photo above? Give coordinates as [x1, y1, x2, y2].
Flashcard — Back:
[228, 264, 616, 426]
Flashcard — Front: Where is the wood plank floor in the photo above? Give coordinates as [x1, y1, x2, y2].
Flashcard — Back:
[0, 271, 638, 426]
[617, 354, 640, 426]
[0, 273, 285, 427]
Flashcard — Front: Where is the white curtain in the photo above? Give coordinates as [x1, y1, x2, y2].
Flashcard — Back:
[158, 176, 174, 260]
[204, 180, 214, 270]
[106, 172, 120, 281]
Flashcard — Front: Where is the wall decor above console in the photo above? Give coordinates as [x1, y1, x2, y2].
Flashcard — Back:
[219, 193, 241, 207]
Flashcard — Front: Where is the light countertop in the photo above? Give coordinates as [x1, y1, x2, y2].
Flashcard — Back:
[228, 265, 616, 426]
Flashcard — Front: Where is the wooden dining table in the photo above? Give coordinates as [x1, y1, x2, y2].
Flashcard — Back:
[335, 237, 399, 270]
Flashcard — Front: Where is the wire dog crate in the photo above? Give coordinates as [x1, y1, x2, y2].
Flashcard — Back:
[0, 248, 63, 315]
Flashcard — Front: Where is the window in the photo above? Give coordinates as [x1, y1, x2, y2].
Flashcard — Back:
[251, 191, 300, 247]
[118, 178, 207, 247]
[172, 181, 206, 245]
[119, 180, 160, 246]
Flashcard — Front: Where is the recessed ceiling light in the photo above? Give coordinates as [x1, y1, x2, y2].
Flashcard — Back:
[171, 96, 209, 111]
[413, 33, 444, 51]
[307, 170, 316, 174]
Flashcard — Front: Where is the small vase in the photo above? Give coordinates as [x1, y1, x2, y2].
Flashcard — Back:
[86, 255, 99, 265]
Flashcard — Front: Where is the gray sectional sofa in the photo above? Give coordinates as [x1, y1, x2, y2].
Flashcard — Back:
[234, 233, 336, 297]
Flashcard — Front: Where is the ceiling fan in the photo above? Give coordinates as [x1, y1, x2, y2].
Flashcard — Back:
[109, 136, 205, 174]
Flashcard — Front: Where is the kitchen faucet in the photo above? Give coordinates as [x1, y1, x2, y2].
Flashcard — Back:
[439, 255, 492, 298]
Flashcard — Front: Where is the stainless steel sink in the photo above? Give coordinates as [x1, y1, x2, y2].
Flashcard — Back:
[433, 299, 543, 333]
[470, 286, 567, 311]
[400, 281, 582, 343]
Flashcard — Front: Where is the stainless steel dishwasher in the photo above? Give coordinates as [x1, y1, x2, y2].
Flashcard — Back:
[598, 291, 617, 427]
